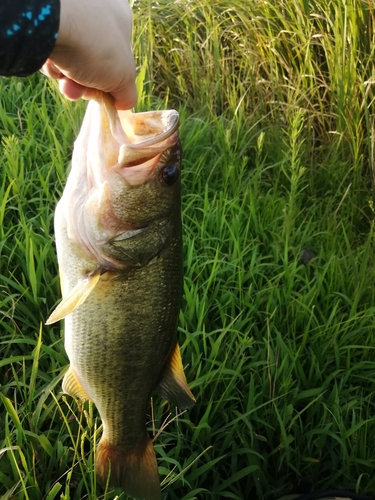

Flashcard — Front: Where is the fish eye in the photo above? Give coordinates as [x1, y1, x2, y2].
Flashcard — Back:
[161, 164, 180, 186]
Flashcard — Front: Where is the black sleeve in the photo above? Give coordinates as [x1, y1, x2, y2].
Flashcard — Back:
[0, 0, 60, 77]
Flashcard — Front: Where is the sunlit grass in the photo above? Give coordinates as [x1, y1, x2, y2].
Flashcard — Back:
[1, 0, 375, 498]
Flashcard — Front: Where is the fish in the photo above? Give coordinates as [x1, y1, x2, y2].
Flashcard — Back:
[46, 92, 195, 500]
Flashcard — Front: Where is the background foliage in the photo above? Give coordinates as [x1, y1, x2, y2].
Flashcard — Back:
[1, 0, 375, 498]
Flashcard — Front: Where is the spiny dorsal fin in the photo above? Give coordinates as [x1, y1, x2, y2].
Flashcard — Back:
[156, 343, 195, 409]
[46, 269, 101, 325]
[62, 367, 92, 401]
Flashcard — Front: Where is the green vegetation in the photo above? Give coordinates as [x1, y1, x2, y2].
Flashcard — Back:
[1, 0, 375, 498]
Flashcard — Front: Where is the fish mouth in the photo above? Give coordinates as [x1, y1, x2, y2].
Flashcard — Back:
[103, 96, 180, 186]
[118, 109, 179, 149]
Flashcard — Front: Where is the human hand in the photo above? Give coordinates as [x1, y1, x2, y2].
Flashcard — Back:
[41, 0, 137, 110]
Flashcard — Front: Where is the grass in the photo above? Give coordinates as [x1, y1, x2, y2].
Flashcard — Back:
[1, 0, 375, 498]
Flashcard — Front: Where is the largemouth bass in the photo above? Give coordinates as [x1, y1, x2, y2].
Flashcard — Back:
[47, 93, 195, 500]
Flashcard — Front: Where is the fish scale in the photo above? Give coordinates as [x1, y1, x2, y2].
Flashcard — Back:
[68, 248, 182, 437]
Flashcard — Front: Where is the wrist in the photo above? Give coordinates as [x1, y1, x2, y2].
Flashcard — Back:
[54, 0, 78, 51]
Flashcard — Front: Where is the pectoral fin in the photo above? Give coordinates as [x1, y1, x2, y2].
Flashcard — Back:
[156, 343, 195, 409]
[46, 269, 101, 325]
[62, 367, 91, 401]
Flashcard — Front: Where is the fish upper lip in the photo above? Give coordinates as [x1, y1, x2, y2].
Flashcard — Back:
[124, 111, 179, 149]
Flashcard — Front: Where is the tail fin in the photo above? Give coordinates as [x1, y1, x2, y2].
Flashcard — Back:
[95, 436, 160, 500]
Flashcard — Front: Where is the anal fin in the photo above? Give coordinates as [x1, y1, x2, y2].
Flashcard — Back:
[62, 367, 92, 401]
[46, 268, 102, 325]
[156, 343, 195, 409]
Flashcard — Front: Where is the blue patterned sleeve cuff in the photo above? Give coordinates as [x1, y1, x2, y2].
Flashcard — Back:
[0, 0, 60, 77]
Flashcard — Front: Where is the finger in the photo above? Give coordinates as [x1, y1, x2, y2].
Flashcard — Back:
[59, 77, 112, 104]
[81, 87, 102, 101]
[109, 62, 138, 110]
[112, 84, 138, 111]
[58, 78, 87, 101]
[73, 76, 137, 110]
[40, 59, 64, 79]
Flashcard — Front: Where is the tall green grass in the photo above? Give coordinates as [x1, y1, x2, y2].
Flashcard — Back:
[1, 0, 375, 498]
